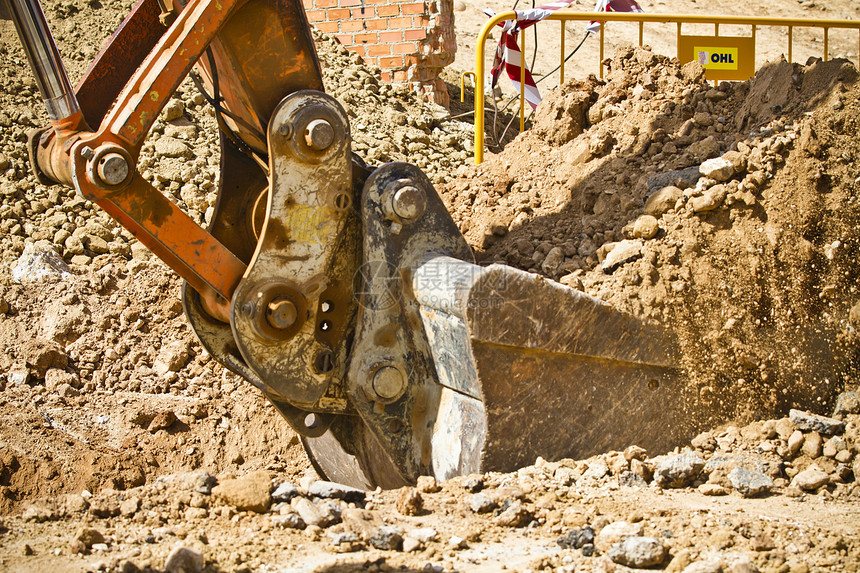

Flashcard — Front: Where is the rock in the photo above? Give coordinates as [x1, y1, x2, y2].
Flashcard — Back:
[395, 487, 423, 515]
[792, 465, 830, 491]
[23, 340, 68, 378]
[721, 150, 747, 174]
[789, 409, 845, 435]
[494, 499, 532, 527]
[624, 445, 648, 461]
[12, 243, 72, 283]
[682, 558, 724, 573]
[608, 536, 667, 568]
[463, 475, 484, 492]
[690, 185, 728, 213]
[408, 528, 438, 543]
[416, 475, 439, 493]
[691, 432, 718, 452]
[802, 431, 823, 458]
[833, 391, 859, 417]
[402, 536, 421, 552]
[595, 521, 644, 552]
[148, 410, 177, 432]
[271, 481, 299, 503]
[654, 454, 705, 488]
[632, 215, 659, 239]
[369, 526, 403, 550]
[164, 545, 204, 573]
[729, 467, 773, 497]
[700, 157, 735, 181]
[271, 513, 305, 529]
[291, 497, 339, 528]
[155, 137, 192, 159]
[153, 340, 190, 375]
[70, 527, 105, 554]
[212, 471, 271, 513]
[646, 167, 701, 194]
[162, 99, 185, 121]
[698, 483, 729, 496]
[542, 246, 565, 274]
[601, 240, 643, 273]
[788, 430, 804, 456]
[119, 497, 140, 517]
[557, 526, 595, 549]
[328, 531, 361, 552]
[468, 493, 496, 514]
[688, 135, 721, 160]
[308, 480, 365, 503]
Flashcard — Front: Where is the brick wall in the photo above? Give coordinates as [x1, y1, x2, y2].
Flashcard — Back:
[304, 0, 456, 106]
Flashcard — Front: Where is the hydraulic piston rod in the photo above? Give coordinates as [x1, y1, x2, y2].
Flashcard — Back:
[2, 0, 81, 123]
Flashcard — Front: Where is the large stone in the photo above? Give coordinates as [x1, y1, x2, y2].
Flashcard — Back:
[792, 465, 830, 491]
[729, 466, 773, 497]
[690, 185, 728, 213]
[608, 536, 667, 568]
[155, 137, 192, 159]
[654, 453, 705, 488]
[595, 521, 643, 552]
[632, 215, 659, 239]
[601, 240, 643, 274]
[308, 480, 365, 503]
[644, 185, 683, 216]
[153, 340, 191, 376]
[833, 391, 859, 417]
[396, 487, 423, 515]
[164, 546, 204, 573]
[789, 409, 845, 435]
[699, 157, 735, 181]
[12, 243, 72, 283]
[212, 471, 271, 513]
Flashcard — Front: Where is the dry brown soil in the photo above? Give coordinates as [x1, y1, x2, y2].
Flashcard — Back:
[0, 0, 859, 572]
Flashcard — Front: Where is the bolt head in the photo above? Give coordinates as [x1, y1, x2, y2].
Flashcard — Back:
[266, 298, 298, 330]
[97, 153, 130, 186]
[372, 366, 404, 401]
[304, 119, 335, 151]
[392, 186, 426, 221]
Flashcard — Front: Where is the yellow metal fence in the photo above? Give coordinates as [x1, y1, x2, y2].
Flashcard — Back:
[471, 12, 860, 163]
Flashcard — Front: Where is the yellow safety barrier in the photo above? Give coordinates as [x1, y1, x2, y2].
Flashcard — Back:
[473, 12, 860, 163]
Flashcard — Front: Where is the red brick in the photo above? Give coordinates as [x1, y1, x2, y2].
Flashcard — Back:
[340, 0, 362, 5]
[302, 0, 314, 9]
[367, 43, 391, 56]
[351, 7, 374, 17]
[403, 54, 420, 66]
[327, 7, 350, 19]
[388, 16, 411, 28]
[376, 4, 400, 16]
[404, 28, 427, 41]
[306, 9, 325, 21]
[365, 0, 388, 3]
[392, 41, 417, 54]
[346, 45, 366, 57]
[401, 2, 426, 15]
[380, 71, 391, 82]
[316, 21, 339, 33]
[380, 30, 402, 43]
[340, 19, 364, 32]
[380, 55, 404, 68]
[354, 32, 378, 44]
[363, 18, 387, 30]
[335, 33, 353, 44]
[393, 70, 408, 81]
[314, 0, 338, 7]
[413, 15, 429, 26]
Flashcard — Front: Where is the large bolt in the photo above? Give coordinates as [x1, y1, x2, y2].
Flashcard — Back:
[266, 298, 298, 330]
[372, 366, 404, 401]
[304, 119, 335, 151]
[97, 153, 129, 186]
[391, 185, 426, 221]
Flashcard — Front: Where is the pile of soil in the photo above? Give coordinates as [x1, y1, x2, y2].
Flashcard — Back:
[441, 46, 860, 429]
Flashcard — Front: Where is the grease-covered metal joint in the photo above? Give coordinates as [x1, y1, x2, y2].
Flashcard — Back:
[304, 118, 334, 151]
[372, 364, 405, 401]
[267, 298, 298, 329]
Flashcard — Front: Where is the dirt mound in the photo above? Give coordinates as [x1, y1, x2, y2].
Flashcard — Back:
[441, 46, 860, 428]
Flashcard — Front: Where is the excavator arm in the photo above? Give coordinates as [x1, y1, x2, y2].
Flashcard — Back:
[4, 0, 693, 488]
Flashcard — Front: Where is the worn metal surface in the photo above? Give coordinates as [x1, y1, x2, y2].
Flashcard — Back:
[330, 162, 474, 484]
[230, 91, 358, 411]
[414, 257, 694, 473]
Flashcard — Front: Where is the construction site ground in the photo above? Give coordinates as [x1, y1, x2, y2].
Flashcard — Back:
[1, 0, 859, 572]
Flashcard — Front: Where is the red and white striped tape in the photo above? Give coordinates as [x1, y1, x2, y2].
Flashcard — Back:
[489, 0, 643, 109]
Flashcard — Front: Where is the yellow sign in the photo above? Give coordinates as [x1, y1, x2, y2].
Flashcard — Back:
[678, 35, 755, 81]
